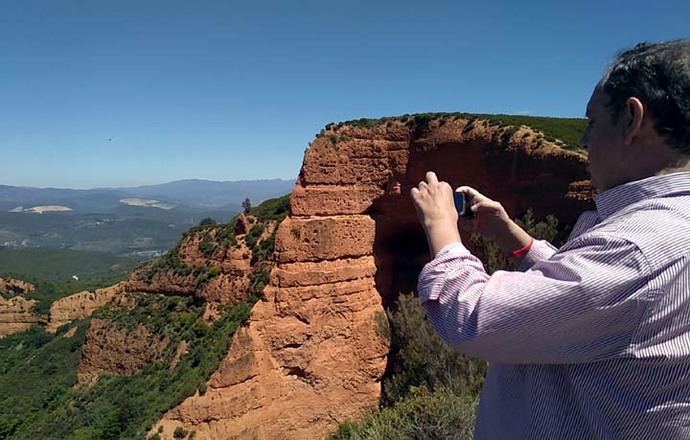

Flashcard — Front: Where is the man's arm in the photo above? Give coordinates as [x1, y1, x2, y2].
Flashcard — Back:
[454, 185, 558, 269]
[516, 239, 558, 271]
[409, 172, 650, 364]
[418, 233, 651, 364]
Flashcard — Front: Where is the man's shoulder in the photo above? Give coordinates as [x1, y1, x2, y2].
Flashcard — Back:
[588, 196, 690, 265]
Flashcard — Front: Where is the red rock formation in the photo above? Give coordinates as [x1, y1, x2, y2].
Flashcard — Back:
[0, 295, 41, 338]
[125, 215, 275, 309]
[0, 279, 129, 338]
[77, 317, 171, 385]
[47, 282, 126, 333]
[74, 213, 281, 387]
[0, 277, 35, 296]
[0, 277, 40, 338]
[153, 117, 594, 439]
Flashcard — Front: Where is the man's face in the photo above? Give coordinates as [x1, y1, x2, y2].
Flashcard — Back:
[581, 86, 626, 192]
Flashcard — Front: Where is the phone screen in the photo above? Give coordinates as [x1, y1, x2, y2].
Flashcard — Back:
[454, 191, 474, 218]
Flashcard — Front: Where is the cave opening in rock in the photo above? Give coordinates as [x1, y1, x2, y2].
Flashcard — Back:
[369, 191, 430, 310]
[374, 223, 429, 309]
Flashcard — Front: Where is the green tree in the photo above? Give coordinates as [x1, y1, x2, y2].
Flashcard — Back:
[198, 218, 216, 227]
[242, 198, 252, 214]
[382, 294, 487, 405]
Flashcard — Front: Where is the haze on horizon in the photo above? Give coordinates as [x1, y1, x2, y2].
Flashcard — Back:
[1, 0, 687, 188]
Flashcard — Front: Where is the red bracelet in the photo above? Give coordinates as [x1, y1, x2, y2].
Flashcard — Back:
[509, 238, 534, 258]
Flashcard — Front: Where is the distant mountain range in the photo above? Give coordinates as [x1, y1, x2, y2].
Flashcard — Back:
[0, 178, 294, 255]
[0, 178, 295, 213]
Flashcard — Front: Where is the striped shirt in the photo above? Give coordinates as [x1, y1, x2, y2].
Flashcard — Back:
[418, 172, 690, 439]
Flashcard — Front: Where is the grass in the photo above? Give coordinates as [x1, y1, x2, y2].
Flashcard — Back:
[0, 302, 251, 440]
[333, 112, 587, 151]
[478, 114, 587, 151]
[0, 248, 140, 314]
[0, 248, 140, 283]
[0, 195, 291, 440]
[248, 194, 290, 222]
[331, 387, 477, 440]
[0, 322, 90, 439]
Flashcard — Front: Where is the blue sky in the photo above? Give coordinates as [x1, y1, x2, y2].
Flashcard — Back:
[1, 0, 688, 188]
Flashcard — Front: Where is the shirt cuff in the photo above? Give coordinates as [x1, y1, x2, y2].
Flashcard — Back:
[516, 239, 558, 271]
[418, 241, 469, 303]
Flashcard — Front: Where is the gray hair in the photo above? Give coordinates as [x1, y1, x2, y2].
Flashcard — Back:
[601, 40, 690, 153]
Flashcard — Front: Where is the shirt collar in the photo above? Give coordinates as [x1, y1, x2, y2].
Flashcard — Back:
[595, 171, 690, 219]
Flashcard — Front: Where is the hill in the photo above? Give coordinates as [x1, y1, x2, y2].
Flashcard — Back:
[0, 178, 294, 213]
[0, 178, 294, 257]
[0, 113, 593, 439]
[0, 194, 291, 439]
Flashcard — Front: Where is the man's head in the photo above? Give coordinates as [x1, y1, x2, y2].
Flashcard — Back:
[581, 40, 690, 191]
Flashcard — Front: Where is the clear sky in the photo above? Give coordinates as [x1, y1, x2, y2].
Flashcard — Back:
[1, 0, 688, 188]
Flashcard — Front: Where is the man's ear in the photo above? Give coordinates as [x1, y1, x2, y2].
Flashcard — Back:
[623, 97, 644, 145]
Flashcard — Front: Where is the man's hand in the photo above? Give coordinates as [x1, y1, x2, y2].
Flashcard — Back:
[411, 171, 461, 257]
[456, 186, 533, 256]
[456, 186, 511, 238]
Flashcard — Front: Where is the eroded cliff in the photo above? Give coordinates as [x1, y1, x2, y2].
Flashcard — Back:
[152, 115, 594, 439]
[47, 282, 126, 333]
[0, 296, 41, 337]
[0, 277, 35, 296]
[125, 213, 276, 310]
[72, 208, 285, 390]
[0, 277, 40, 337]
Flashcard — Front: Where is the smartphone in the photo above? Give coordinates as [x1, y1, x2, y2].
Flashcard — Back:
[454, 191, 474, 218]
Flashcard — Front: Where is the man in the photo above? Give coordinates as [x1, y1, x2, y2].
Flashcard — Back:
[411, 40, 690, 439]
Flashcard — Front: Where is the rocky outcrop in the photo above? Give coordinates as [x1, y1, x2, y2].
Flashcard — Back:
[73, 211, 283, 388]
[0, 295, 40, 338]
[0, 278, 128, 338]
[0, 277, 40, 338]
[154, 236, 387, 439]
[126, 214, 274, 309]
[0, 279, 130, 338]
[77, 317, 171, 385]
[46, 282, 126, 333]
[0, 277, 35, 296]
[152, 116, 594, 439]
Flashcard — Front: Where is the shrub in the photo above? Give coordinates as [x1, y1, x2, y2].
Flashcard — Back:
[249, 195, 291, 222]
[382, 294, 487, 405]
[242, 198, 252, 214]
[2, 301, 252, 439]
[173, 426, 189, 439]
[198, 233, 216, 257]
[198, 218, 216, 227]
[331, 387, 477, 440]
[332, 112, 587, 151]
[328, 134, 341, 146]
[215, 220, 238, 249]
[343, 118, 382, 128]
[479, 114, 586, 151]
[248, 267, 271, 301]
[250, 234, 275, 265]
[245, 224, 265, 251]
[515, 209, 561, 244]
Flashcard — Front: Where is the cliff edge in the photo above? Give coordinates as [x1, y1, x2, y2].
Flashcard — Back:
[152, 115, 594, 439]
